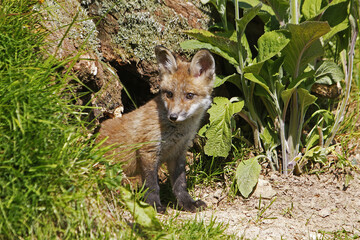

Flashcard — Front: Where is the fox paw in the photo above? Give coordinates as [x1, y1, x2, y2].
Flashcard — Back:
[155, 205, 166, 214]
[178, 199, 207, 212]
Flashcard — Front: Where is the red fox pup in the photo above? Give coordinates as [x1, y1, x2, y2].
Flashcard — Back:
[98, 46, 215, 213]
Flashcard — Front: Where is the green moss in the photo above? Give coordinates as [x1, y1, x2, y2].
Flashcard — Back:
[41, 0, 101, 56]
[100, 0, 211, 61]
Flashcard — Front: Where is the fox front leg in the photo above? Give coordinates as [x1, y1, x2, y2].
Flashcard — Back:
[167, 154, 207, 212]
[142, 171, 166, 213]
[139, 151, 166, 213]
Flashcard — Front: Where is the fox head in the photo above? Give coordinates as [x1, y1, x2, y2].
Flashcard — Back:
[155, 46, 215, 122]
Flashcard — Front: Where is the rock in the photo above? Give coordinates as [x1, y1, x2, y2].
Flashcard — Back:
[253, 179, 277, 199]
[311, 82, 341, 99]
[213, 189, 223, 199]
[309, 232, 323, 240]
[318, 208, 331, 218]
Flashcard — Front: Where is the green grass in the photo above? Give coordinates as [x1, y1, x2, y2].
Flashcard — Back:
[317, 229, 360, 239]
[0, 1, 234, 239]
[0, 0, 129, 238]
[171, 218, 235, 240]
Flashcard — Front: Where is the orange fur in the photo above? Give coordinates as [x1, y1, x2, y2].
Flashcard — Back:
[97, 46, 215, 212]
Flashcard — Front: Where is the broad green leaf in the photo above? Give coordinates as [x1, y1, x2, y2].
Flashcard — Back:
[321, 0, 349, 27]
[214, 75, 227, 88]
[280, 88, 293, 104]
[214, 73, 241, 89]
[282, 21, 331, 78]
[244, 73, 271, 95]
[303, 0, 348, 20]
[288, 71, 312, 89]
[244, 61, 265, 74]
[201, 0, 228, 30]
[236, 4, 262, 35]
[237, 0, 275, 16]
[266, 0, 289, 23]
[323, 19, 349, 44]
[235, 156, 262, 198]
[302, 0, 323, 19]
[230, 100, 245, 116]
[241, 32, 253, 64]
[260, 126, 280, 151]
[236, 4, 262, 65]
[281, 87, 296, 112]
[205, 98, 232, 157]
[321, 0, 350, 43]
[315, 61, 344, 85]
[259, 57, 285, 94]
[282, 87, 317, 119]
[181, 29, 239, 65]
[298, 88, 317, 112]
[226, 74, 243, 90]
[181, 40, 238, 66]
[257, 30, 290, 62]
[204, 97, 244, 157]
[120, 187, 162, 231]
[198, 123, 209, 137]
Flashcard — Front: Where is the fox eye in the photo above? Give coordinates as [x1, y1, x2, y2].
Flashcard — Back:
[164, 91, 173, 99]
[186, 93, 195, 100]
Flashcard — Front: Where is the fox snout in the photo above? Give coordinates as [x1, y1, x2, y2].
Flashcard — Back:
[169, 113, 178, 122]
[166, 107, 188, 122]
[165, 96, 212, 123]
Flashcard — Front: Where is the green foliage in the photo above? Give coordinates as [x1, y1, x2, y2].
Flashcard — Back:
[201, 97, 244, 158]
[314, 61, 345, 85]
[235, 156, 262, 198]
[182, 29, 239, 65]
[120, 187, 162, 231]
[256, 30, 291, 63]
[282, 21, 330, 78]
[182, 0, 359, 183]
[301, 0, 324, 19]
[201, 0, 228, 30]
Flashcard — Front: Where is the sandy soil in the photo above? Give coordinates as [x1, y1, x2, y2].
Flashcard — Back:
[166, 171, 360, 239]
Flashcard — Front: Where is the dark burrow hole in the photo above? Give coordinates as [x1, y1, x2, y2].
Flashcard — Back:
[110, 60, 155, 114]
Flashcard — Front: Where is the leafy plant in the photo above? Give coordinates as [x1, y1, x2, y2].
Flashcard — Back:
[182, 0, 359, 186]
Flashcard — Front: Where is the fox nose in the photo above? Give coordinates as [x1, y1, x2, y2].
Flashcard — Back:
[169, 113, 178, 122]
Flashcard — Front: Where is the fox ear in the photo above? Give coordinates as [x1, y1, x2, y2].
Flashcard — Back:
[190, 49, 215, 80]
[155, 45, 177, 74]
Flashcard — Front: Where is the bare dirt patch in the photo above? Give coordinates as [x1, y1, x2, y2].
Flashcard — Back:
[165, 172, 360, 239]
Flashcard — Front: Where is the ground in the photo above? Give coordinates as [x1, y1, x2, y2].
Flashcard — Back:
[163, 171, 360, 239]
